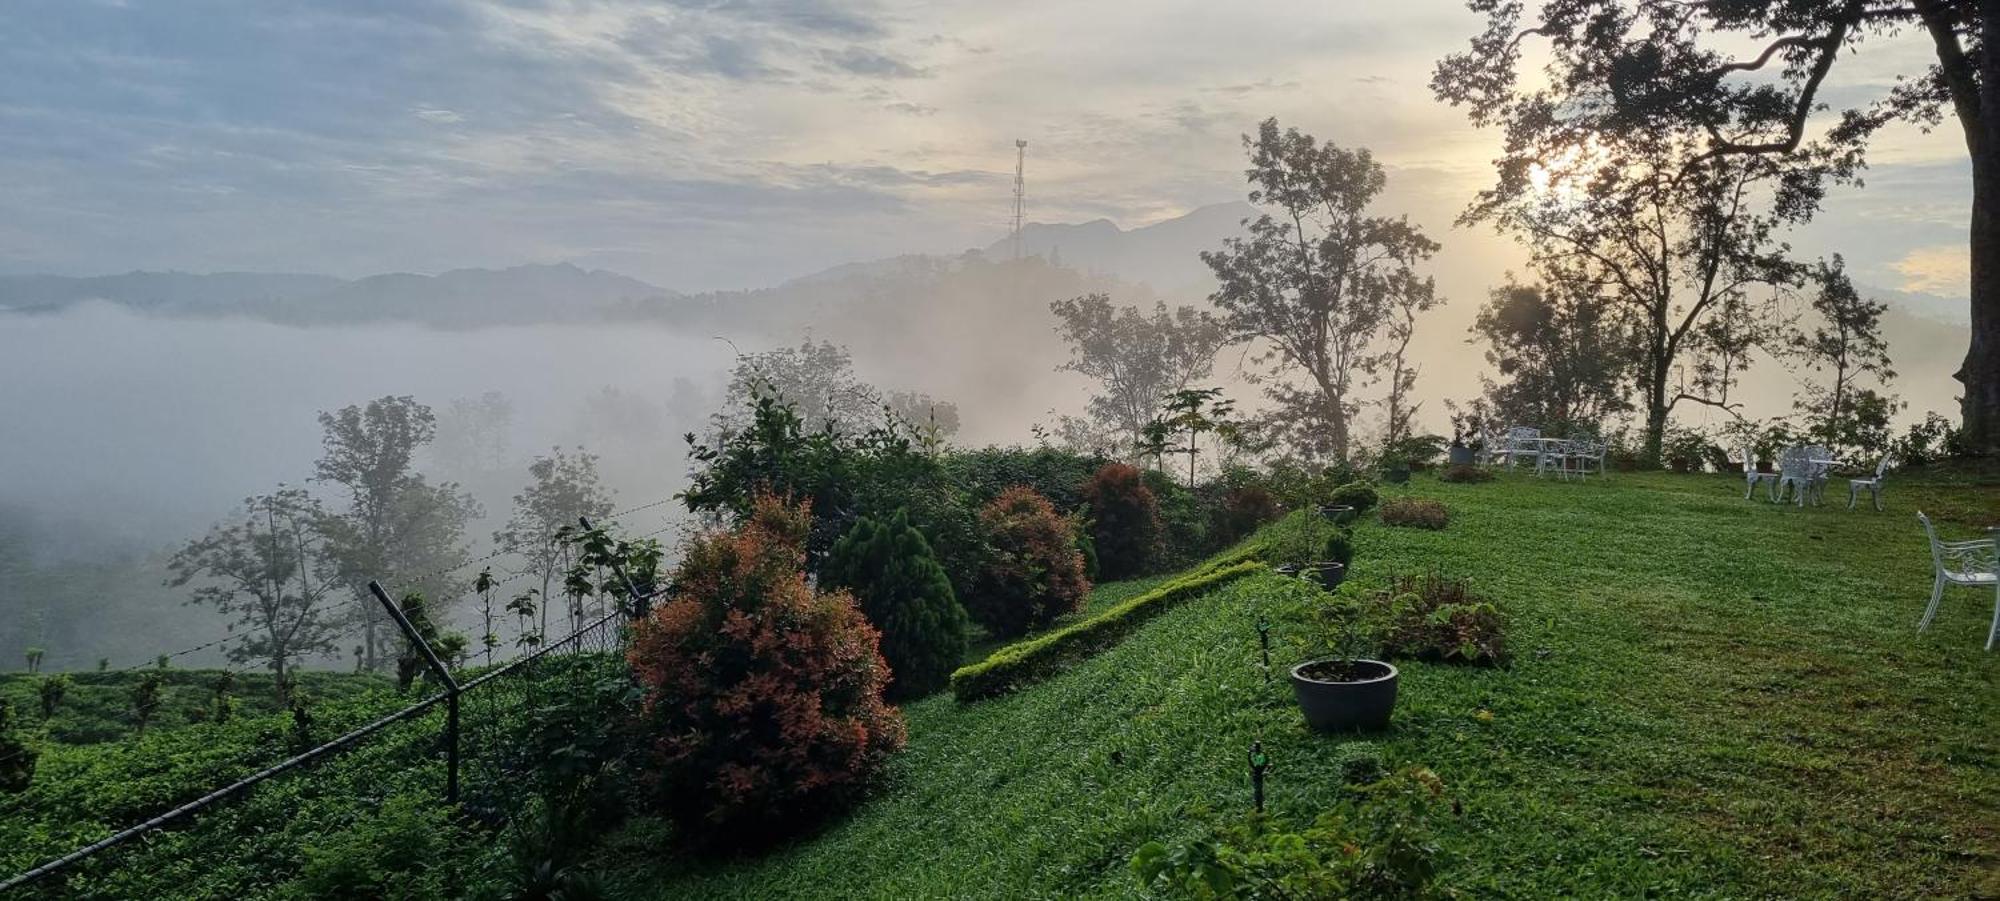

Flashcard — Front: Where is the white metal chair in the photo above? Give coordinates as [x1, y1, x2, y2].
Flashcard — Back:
[1499, 427, 1541, 470]
[1916, 511, 2000, 650]
[1742, 445, 1779, 500]
[1772, 446, 1812, 504]
[1847, 456, 1891, 511]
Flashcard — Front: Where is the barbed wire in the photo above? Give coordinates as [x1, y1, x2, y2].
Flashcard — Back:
[391, 493, 681, 589]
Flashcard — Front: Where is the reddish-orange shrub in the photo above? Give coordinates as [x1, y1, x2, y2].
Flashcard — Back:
[1082, 462, 1163, 580]
[626, 494, 905, 842]
[967, 486, 1091, 638]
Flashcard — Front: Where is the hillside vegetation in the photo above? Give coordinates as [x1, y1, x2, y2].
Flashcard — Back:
[604, 470, 2000, 898]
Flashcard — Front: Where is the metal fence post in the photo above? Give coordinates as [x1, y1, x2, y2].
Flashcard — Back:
[368, 580, 463, 803]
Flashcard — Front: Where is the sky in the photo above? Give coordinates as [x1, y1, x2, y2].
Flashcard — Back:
[0, 0, 1975, 304]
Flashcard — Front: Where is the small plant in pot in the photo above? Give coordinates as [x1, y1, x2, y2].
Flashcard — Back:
[1266, 512, 1351, 590]
[1290, 599, 1397, 733]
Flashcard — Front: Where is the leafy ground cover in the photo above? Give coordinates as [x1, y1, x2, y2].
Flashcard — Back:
[603, 469, 2000, 898]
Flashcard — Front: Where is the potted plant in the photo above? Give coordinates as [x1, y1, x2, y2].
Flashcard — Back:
[1380, 455, 1412, 485]
[1267, 514, 1351, 591]
[1290, 609, 1398, 732]
[1445, 402, 1489, 468]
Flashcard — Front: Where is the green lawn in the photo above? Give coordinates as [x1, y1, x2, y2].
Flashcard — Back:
[603, 469, 2000, 898]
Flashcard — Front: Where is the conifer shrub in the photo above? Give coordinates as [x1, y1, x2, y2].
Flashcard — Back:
[1082, 462, 1164, 580]
[626, 494, 905, 843]
[824, 510, 971, 701]
[966, 486, 1091, 639]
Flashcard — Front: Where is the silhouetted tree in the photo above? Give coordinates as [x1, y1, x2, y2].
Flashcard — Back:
[495, 447, 615, 641]
[1203, 119, 1439, 463]
[1049, 294, 1230, 454]
[1792, 256, 1900, 455]
[1435, 0, 1996, 453]
[167, 487, 342, 698]
[314, 396, 479, 671]
[1470, 280, 1637, 431]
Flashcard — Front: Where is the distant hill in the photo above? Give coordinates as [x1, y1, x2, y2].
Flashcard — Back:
[986, 201, 1253, 297]
[0, 263, 675, 327]
[0, 271, 343, 315]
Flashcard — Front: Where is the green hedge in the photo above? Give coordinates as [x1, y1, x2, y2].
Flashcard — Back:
[950, 560, 1264, 701]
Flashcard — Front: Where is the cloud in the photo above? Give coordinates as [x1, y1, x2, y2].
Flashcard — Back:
[1890, 244, 1970, 296]
[411, 107, 464, 124]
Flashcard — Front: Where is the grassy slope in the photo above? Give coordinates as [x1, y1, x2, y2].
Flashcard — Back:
[611, 470, 2000, 899]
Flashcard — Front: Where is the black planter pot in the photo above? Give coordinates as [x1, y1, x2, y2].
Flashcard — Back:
[1290, 658, 1398, 732]
[1447, 445, 1475, 466]
[1382, 466, 1411, 485]
[1315, 504, 1356, 524]
[1304, 561, 1346, 590]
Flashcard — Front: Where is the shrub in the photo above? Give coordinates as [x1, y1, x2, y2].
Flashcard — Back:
[1438, 463, 1493, 484]
[1379, 498, 1449, 530]
[1327, 481, 1380, 513]
[1130, 767, 1448, 899]
[37, 674, 70, 720]
[1082, 463, 1165, 580]
[0, 700, 33, 793]
[951, 561, 1260, 700]
[1262, 511, 1353, 570]
[1892, 411, 1968, 467]
[966, 487, 1091, 639]
[1373, 574, 1508, 665]
[1144, 468, 1213, 567]
[824, 510, 971, 701]
[942, 446, 1105, 512]
[295, 793, 474, 899]
[627, 494, 905, 842]
[1211, 482, 1281, 547]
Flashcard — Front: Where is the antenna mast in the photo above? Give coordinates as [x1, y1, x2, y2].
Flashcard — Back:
[1011, 139, 1028, 260]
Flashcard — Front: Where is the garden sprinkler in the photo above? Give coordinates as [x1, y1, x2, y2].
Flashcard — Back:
[1249, 741, 1269, 814]
[1255, 615, 1272, 683]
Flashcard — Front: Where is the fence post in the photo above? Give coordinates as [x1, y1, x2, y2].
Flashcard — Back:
[367, 580, 462, 803]
[579, 516, 659, 620]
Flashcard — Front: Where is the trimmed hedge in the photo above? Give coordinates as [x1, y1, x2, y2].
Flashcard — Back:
[949, 561, 1263, 701]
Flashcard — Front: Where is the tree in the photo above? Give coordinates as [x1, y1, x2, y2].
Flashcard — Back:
[1433, 63, 1807, 460]
[431, 391, 514, 476]
[1435, 0, 1996, 454]
[1139, 387, 1247, 488]
[314, 396, 479, 671]
[822, 510, 969, 700]
[1380, 276, 1442, 447]
[1203, 119, 1440, 463]
[1470, 281, 1637, 431]
[166, 487, 343, 697]
[714, 339, 880, 437]
[883, 390, 962, 447]
[37, 674, 69, 720]
[495, 447, 616, 641]
[1792, 256, 1900, 454]
[1049, 294, 1231, 453]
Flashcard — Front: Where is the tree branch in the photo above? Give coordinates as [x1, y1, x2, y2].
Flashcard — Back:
[1693, 1, 1862, 162]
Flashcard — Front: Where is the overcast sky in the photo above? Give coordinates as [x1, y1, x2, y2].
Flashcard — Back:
[0, 0, 1974, 304]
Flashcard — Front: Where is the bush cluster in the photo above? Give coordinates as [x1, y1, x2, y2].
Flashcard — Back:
[968, 487, 1092, 639]
[0, 700, 33, 792]
[1439, 463, 1493, 484]
[951, 561, 1261, 701]
[1082, 462, 1164, 580]
[1262, 510, 1354, 571]
[1327, 481, 1380, 513]
[1369, 574, 1508, 665]
[1130, 766, 1449, 898]
[1379, 497, 1449, 530]
[824, 510, 970, 700]
[627, 494, 905, 841]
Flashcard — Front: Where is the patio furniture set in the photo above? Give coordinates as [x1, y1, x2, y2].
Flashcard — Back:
[1476, 426, 1608, 480]
[1741, 445, 1893, 510]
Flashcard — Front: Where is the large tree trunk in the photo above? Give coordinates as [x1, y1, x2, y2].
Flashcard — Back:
[1961, 136, 2000, 455]
[1954, 0, 2000, 455]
